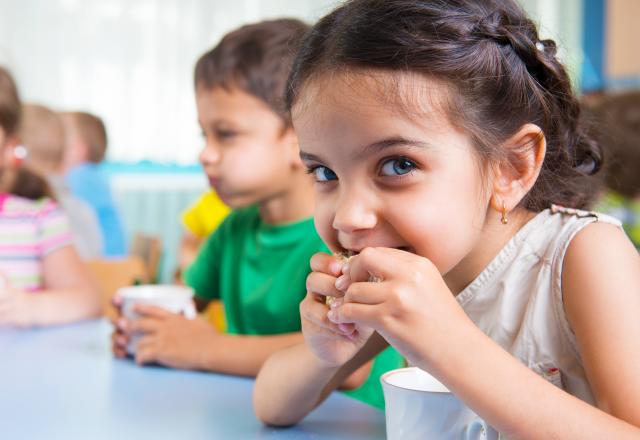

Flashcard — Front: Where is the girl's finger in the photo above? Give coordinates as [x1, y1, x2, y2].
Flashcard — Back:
[300, 294, 357, 336]
[348, 247, 425, 283]
[327, 301, 382, 329]
[306, 271, 344, 299]
[310, 252, 345, 277]
[343, 280, 389, 305]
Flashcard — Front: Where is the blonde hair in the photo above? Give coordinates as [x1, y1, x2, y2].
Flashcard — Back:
[60, 111, 107, 163]
[20, 104, 65, 174]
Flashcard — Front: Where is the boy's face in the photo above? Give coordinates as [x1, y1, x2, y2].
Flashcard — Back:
[196, 86, 298, 208]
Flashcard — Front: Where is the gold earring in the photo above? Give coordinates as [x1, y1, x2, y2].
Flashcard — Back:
[501, 202, 509, 225]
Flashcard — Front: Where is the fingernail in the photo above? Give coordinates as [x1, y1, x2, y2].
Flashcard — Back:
[342, 263, 350, 274]
[327, 310, 336, 322]
[338, 324, 350, 333]
[335, 275, 348, 291]
[329, 261, 342, 276]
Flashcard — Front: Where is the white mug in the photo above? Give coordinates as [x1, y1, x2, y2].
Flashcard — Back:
[381, 367, 500, 440]
[117, 284, 197, 355]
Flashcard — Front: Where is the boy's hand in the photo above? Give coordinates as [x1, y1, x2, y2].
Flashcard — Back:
[0, 275, 35, 327]
[130, 304, 217, 370]
[328, 247, 474, 368]
[110, 295, 129, 358]
[300, 252, 374, 368]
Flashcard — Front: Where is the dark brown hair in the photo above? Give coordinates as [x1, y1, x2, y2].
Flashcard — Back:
[61, 111, 108, 163]
[590, 91, 640, 199]
[286, 0, 603, 210]
[0, 67, 52, 200]
[0, 166, 53, 200]
[194, 18, 310, 127]
[0, 66, 21, 137]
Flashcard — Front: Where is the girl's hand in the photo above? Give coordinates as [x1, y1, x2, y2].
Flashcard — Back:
[300, 252, 375, 367]
[129, 304, 217, 370]
[329, 247, 474, 368]
[0, 275, 36, 328]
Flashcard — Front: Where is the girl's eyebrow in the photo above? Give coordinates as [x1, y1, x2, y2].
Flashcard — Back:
[299, 151, 323, 162]
[299, 136, 433, 163]
[362, 136, 434, 154]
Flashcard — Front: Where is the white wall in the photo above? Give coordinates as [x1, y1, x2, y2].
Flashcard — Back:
[0, 0, 581, 164]
[0, 0, 339, 164]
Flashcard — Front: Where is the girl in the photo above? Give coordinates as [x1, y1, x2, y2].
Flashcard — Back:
[253, 0, 640, 437]
[0, 66, 101, 327]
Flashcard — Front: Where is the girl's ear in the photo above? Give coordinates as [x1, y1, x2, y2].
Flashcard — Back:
[490, 123, 546, 213]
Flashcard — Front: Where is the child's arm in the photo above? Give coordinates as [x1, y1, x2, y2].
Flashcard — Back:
[329, 226, 640, 439]
[254, 252, 385, 425]
[0, 246, 101, 327]
[254, 331, 387, 426]
[127, 306, 304, 374]
[125, 305, 372, 384]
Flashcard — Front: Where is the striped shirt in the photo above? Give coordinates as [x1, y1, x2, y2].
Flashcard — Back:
[0, 193, 73, 291]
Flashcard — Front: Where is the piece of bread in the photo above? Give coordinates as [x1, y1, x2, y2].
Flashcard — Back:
[326, 251, 381, 306]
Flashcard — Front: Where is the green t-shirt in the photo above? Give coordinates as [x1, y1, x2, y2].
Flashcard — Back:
[185, 205, 328, 335]
[184, 204, 403, 407]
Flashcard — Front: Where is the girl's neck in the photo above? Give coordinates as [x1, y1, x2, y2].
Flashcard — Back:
[258, 171, 315, 225]
[444, 207, 537, 296]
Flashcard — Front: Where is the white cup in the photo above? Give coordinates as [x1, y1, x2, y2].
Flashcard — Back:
[381, 367, 499, 440]
[117, 284, 197, 355]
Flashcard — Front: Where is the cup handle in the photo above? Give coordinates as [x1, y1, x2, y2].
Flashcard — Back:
[182, 301, 197, 320]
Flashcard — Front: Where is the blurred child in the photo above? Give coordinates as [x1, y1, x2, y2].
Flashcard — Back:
[591, 91, 640, 249]
[20, 104, 103, 259]
[59, 111, 127, 256]
[112, 20, 403, 401]
[0, 66, 101, 327]
[253, 0, 640, 436]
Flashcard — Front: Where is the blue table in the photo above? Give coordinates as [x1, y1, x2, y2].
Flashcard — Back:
[0, 320, 385, 439]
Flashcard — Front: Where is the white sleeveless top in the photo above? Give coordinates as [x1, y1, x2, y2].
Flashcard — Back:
[456, 205, 622, 405]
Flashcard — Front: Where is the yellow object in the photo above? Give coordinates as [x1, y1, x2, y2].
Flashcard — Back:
[182, 191, 230, 331]
[203, 300, 226, 333]
[181, 191, 231, 239]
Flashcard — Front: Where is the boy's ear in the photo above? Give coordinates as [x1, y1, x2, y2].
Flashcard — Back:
[490, 123, 546, 212]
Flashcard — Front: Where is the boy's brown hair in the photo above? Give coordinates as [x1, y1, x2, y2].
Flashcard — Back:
[194, 18, 310, 127]
[60, 111, 108, 163]
[0, 66, 21, 137]
[591, 91, 640, 199]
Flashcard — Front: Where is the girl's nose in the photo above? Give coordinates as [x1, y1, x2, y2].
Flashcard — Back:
[332, 189, 377, 233]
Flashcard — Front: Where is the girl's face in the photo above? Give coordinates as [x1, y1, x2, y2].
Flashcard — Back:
[294, 72, 493, 282]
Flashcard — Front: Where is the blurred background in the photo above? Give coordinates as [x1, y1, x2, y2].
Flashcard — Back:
[0, 0, 637, 282]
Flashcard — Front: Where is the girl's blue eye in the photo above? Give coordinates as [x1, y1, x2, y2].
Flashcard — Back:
[380, 158, 416, 176]
[312, 166, 337, 182]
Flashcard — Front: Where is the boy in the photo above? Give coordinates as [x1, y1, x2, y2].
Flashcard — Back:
[59, 111, 127, 256]
[112, 19, 404, 407]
